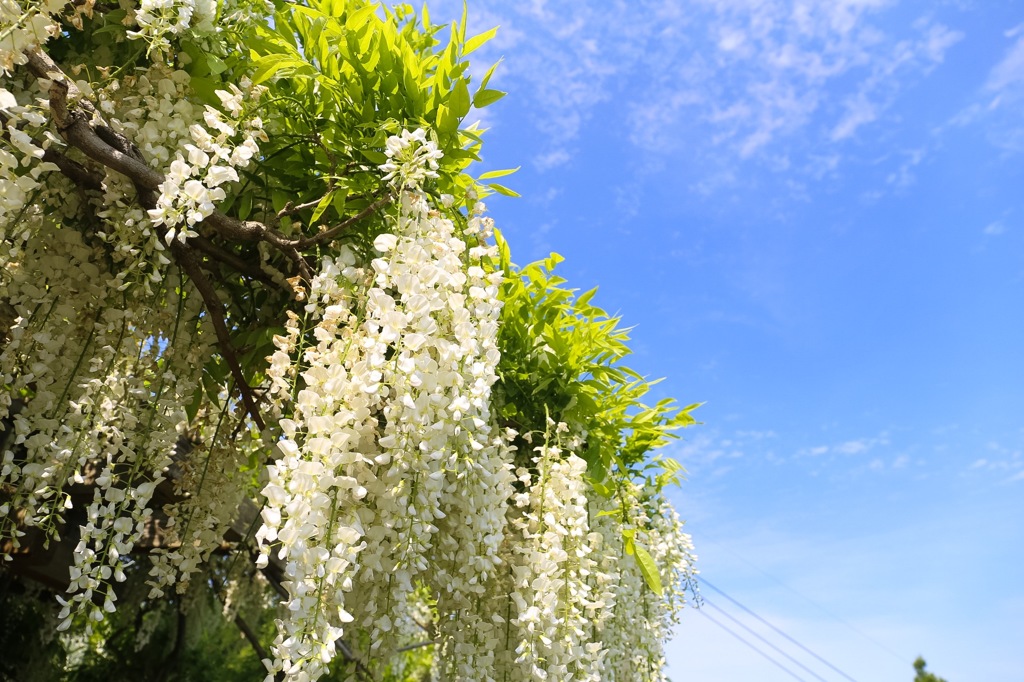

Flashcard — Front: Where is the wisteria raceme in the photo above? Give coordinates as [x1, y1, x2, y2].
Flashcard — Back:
[0, 218, 213, 629]
[0, 224, 113, 550]
[147, 399, 258, 597]
[591, 483, 697, 682]
[255, 133, 516, 679]
[59, 279, 210, 632]
[148, 83, 266, 246]
[255, 250, 381, 679]
[129, 0, 272, 56]
[506, 434, 603, 682]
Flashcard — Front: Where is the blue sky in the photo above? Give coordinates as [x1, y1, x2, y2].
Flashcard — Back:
[430, 1, 1024, 680]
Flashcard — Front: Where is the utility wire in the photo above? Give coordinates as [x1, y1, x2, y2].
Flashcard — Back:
[704, 597, 830, 682]
[697, 531, 908, 664]
[699, 607, 809, 682]
[701, 577, 860, 682]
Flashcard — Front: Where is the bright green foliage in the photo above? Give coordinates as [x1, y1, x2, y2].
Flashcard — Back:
[495, 244, 699, 492]
[494, 244, 699, 592]
[246, 0, 493, 203]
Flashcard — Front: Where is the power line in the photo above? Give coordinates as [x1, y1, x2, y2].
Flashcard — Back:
[697, 531, 908, 664]
[704, 597, 830, 682]
[701, 577, 860, 682]
[699, 607, 809, 682]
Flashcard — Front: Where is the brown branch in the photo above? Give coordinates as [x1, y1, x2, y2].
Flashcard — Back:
[21, 51, 303, 261]
[277, 193, 331, 219]
[233, 614, 270, 662]
[296, 193, 393, 248]
[42, 148, 104, 191]
[170, 241, 266, 432]
[21, 47, 390, 291]
[191, 235, 278, 287]
[412, 616, 435, 637]
[25, 50, 163, 190]
[336, 639, 375, 682]
[397, 640, 436, 653]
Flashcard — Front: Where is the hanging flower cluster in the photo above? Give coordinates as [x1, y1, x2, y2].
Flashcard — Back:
[0, 16, 251, 632]
[88, 65, 264, 288]
[129, 0, 270, 56]
[254, 131, 515, 679]
[148, 83, 265, 245]
[587, 485, 696, 682]
[507, 431, 604, 681]
[0, 216, 214, 632]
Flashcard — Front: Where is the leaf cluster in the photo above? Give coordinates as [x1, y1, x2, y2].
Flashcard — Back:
[245, 0, 504, 224]
[914, 657, 950, 682]
[494, 240, 699, 495]
[493, 243, 698, 595]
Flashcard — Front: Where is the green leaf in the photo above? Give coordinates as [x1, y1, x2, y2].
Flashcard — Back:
[449, 78, 471, 119]
[633, 544, 664, 596]
[91, 12, 128, 37]
[187, 76, 221, 106]
[478, 166, 519, 180]
[271, 190, 291, 214]
[311, 190, 335, 223]
[464, 26, 498, 55]
[487, 182, 520, 197]
[458, 0, 468, 43]
[621, 528, 636, 553]
[237, 191, 253, 221]
[436, 103, 459, 134]
[331, 187, 348, 216]
[202, 371, 222, 408]
[472, 88, 506, 108]
[251, 54, 294, 84]
[185, 385, 203, 423]
[346, 4, 378, 30]
[479, 58, 502, 90]
[205, 53, 228, 75]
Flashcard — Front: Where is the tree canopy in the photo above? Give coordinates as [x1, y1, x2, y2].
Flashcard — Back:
[914, 657, 949, 682]
[1, 1, 698, 680]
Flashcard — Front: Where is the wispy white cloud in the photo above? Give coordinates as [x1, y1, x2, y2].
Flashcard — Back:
[533, 148, 571, 171]
[673, 431, 749, 472]
[674, 427, 909, 482]
[627, 2, 961, 167]
[948, 25, 1024, 153]
[983, 220, 1007, 236]
[433, 0, 963, 189]
[886, 147, 926, 188]
[986, 31, 1024, 93]
[429, 1, 620, 169]
[831, 94, 878, 141]
[799, 432, 890, 458]
[966, 441, 1024, 483]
